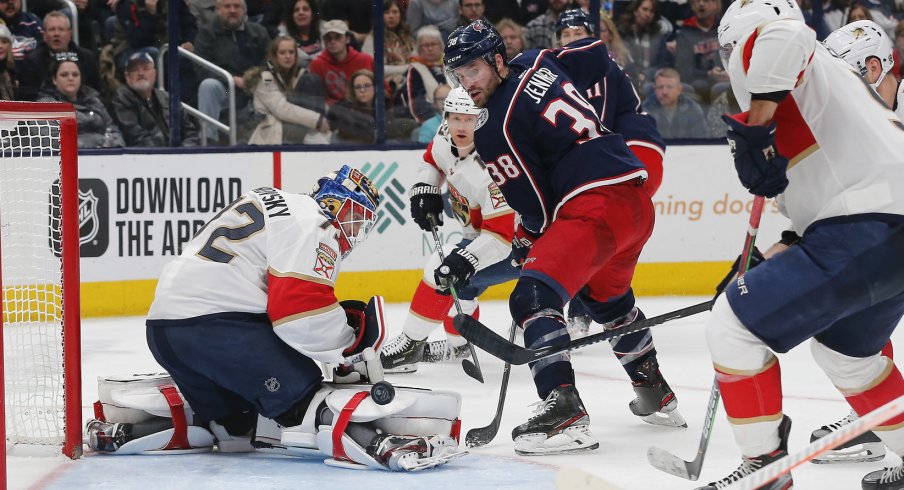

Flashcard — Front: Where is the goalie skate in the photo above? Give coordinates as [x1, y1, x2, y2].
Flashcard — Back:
[810, 410, 886, 464]
[423, 339, 471, 363]
[629, 358, 687, 428]
[367, 434, 465, 471]
[512, 385, 599, 456]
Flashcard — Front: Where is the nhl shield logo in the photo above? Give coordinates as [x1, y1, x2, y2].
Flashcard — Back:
[475, 108, 489, 130]
[264, 377, 280, 392]
[78, 189, 100, 245]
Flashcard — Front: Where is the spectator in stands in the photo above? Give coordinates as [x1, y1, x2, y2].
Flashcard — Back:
[361, 0, 415, 90]
[19, 12, 100, 101]
[111, 52, 199, 147]
[599, 12, 630, 64]
[1, 0, 44, 65]
[279, 0, 321, 68]
[496, 17, 527, 60]
[113, 0, 197, 70]
[309, 19, 374, 106]
[415, 83, 449, 143]
[519, 0, 550, 25]
[406, 25, 445, 123]
[407, 0, 459, 42]
[525, 0, 570, 49]
[458, 0, 486, 27]
[0, 25, 16, 100]
[641, 68, 706, 139]
[195, 0, 271, 143]
[245, 36, 330, 145]
[668, 0, 727, 103]
[484, 0, 518, 23]
[893, 21, 904, 79]
[617, 0, 672, 90]
[848, 2, 873, 22]
[328, 68, 416, 144]
[190, 0, 217, 27]
[322, 0, 373, 45]
[38, 56, 124, 148]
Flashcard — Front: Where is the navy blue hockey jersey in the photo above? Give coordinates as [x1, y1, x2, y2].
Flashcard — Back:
[474, 38, 648, 234]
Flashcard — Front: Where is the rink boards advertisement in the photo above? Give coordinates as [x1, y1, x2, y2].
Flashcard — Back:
[64, 145, 788, 316]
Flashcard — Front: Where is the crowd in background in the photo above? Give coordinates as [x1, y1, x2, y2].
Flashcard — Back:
[1, 0, 903, 148]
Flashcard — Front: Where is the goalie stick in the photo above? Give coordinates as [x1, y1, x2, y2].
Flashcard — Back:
[426, 215, 484, 383]
[647, 195, 766, 481]
[465, 320, 517, 448]
[454, 299, 713, 365]
[725, 392, 904, 490]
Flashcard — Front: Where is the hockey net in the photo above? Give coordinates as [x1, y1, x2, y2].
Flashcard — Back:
[0, 102, 82, 461]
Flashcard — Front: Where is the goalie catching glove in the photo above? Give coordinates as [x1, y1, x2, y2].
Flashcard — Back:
[409, 183, 444, 231]
[722, 114, 789, 198]
[341, 296, 386, 357]
[434, 248, 479, 291]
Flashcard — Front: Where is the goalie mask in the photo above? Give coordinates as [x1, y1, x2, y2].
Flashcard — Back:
[824, 20, 895, 89]
[312, 165, 381, 258]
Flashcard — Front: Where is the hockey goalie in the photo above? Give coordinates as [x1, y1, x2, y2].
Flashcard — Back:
[84, 166, 466, 471]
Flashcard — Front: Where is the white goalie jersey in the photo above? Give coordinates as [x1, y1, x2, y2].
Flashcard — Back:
[419, 131, 515, 269]
[727, 19, 904, 233]
[147, 187, 356, 363]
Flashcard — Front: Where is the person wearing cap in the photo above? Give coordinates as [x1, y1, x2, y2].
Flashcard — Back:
[0, 0, 43, 64]
[195, 0, 271, 143]
[18, 11, 100, 101]
[308, 19, 374, 106]
[0, 24, 16, 100]
[111, 52, 200, 147]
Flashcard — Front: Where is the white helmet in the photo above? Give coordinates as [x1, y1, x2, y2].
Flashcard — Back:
[718, 0, 804, 53]
[444, 86, 481, 116]
[823, 20, 894, 86]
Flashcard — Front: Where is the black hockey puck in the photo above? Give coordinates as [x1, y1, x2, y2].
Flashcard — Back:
[371, 381, 395, 405]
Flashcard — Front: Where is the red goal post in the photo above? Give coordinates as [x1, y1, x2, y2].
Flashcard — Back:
[0, 102, 83, 475]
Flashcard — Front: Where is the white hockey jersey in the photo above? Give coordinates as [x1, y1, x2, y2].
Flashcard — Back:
[419, 131, 515, 270]
[895, 81, 904, 121]
[147, 187, 356, 364]
[727, 19, 904, 233]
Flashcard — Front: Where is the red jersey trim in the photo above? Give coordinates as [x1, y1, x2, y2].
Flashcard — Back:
[481, 212, 516, 242]
[552, 169, 648, 221]
[268, 273, 338, 325]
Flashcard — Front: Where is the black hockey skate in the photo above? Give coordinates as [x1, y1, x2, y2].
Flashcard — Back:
[367, 433, 464, 471]
[629, 358, 687, 428]
[862, 463, 904, 489]
[511, 384, 599, 455]
[696, 415, 793, 490]
[380, 333, 426, 373]
[810, 410, 886, 464]
[86, 419, 134, 452]
[423, 339, 471, 363]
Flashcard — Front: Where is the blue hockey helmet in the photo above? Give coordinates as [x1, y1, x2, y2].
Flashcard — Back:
[311, 165, 381, 258]
[444, 19, 507, 82]
[556, 8, 596, 39]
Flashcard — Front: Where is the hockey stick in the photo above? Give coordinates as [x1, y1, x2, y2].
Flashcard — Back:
[454, 298, 713, 365]
[427, 214, 484, 383]
[647, 195, 766, 481]
[725, 393, 904, 490]
[465, 320, 517, 448]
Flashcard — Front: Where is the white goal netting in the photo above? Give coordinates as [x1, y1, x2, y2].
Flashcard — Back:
[0, 119, 68, 446]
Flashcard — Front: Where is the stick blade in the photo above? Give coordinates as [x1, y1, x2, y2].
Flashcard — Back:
[646, 446, 698, 480]
[465, 422, 499, 448]
[461, 359, 484, 383]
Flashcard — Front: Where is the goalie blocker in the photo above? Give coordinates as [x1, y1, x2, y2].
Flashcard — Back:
[87, 373, 466, 471]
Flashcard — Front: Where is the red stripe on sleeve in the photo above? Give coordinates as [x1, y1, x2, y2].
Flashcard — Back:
[423, 141, 440, 170]
[267, 273, 338, 324]
[629, 145, 664, 197]
[481, 212, 515, 242]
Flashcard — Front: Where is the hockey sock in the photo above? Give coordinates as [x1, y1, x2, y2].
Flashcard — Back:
[443, 304, 478, 347]
[883, 340, 894, 359]
[403, 280, 455, 340]
[511, 278, 573, 398]
[607, 308, 657, 382]
[716, 356, 784, 457]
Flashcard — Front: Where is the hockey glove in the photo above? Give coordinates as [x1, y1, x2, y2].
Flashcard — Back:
[722, 114, 789, 198]
[714, 247, 766, 298]
[409, 183, 444, 231]
[341, 296, 386, 356]
[511, 223, 540, 268]
[435, 248, 479, 291]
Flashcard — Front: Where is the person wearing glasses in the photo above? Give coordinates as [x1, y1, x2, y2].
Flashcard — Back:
[327, 68, 416, 144]
[457, 0, 486, 27]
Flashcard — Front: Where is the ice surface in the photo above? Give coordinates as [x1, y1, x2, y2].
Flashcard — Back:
[10, 297, 901, 490]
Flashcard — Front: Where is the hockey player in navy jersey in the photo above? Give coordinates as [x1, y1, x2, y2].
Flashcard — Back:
[553, 8, 667, 342]
[444, 20, 685, 456]
[697, 0, 904, 488]
[84, 166, 466, 471]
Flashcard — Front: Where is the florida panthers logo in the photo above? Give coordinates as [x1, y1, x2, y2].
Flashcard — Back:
[851, 27, 866, 39]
